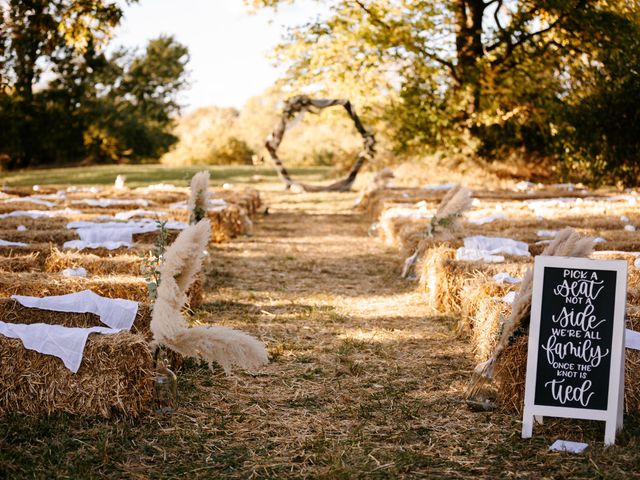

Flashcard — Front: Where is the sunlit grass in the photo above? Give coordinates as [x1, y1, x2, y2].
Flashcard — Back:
[0, 164, 331, 188]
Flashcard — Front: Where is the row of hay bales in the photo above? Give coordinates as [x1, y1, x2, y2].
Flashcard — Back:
[360, 184, 640, 413]
[0, 184, 261, 417]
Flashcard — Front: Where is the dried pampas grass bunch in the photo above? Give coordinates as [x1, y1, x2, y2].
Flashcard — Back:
[469, 227, 595, 390]
[188, 171, 210, 224]
[150, 220, 268, 373]
[402, 185, 473, 278]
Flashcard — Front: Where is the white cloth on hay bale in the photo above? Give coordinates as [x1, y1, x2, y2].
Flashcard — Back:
[0, 321, 122, 373]
[0, 290, 140, 372]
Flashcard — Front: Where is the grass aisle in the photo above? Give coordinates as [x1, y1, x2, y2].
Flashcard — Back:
[2, 186, 640, 478]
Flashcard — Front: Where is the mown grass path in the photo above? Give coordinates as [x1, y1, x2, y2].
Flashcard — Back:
[2, 187, 640, 479]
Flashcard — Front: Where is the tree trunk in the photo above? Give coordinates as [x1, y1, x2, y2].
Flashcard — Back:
[453, 0, 486, 114]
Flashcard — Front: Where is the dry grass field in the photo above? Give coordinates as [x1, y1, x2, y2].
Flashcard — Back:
[2, 170, 640, 478]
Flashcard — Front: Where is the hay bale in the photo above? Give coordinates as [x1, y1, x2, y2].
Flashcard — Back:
[0, 217, 67, 230]
[44, 249, 144, 276]
[0, 252, 44, 272]
[0, 229, 77, 244]
[494, 309, 640, 414]
[418, 247, 529, 314]
[625, 312, 640, 413]
[0, 332, 154, 417]
[0, 243, 53, 260]
[214, 188, 262, 216]
[0, 298, 152, 336]
[470, 297, 511, 363]
[493, 334, 528, 412]
[0, 273, 149, 302]
[418, 246, 467, 314]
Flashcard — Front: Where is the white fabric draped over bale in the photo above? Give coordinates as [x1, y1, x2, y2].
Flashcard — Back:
[71, 198, 150, 208]
[63, 219, 188, 250]
[456, 235, 530, 263]
[0, 322, 122, 373]
[0, 208, 81, 219]
[0, 290, 140, 372]
[0, 239, 27, 247]
[12, 290, 139, 330]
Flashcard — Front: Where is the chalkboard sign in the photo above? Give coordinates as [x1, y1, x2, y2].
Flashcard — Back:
[522, 256, 627, 445]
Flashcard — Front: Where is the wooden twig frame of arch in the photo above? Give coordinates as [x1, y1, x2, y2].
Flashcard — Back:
[265, 95, 376, 192]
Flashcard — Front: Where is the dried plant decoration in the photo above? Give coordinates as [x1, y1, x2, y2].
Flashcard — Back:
[402, 185, 473, 278]
[467, 227, 595, 404]
[150, 220, 268, 373]
[188, 171, 210, 224]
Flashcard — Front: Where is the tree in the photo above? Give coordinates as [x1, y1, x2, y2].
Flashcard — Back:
[248, 1, 640, 185]
[0, 1, 190, 169]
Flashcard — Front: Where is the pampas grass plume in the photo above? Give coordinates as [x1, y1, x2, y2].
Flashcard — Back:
[151, 219, 269, 373]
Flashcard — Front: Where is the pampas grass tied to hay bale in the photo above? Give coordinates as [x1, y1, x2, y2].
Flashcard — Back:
[0, 332, 154, 417]
[470, 227, 596, 409]
[188, 171, 210, 224]
[402, 185, 473, 278]
[151, 220, 269, 373]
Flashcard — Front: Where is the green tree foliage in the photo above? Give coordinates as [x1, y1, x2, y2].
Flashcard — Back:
[0, 1, 189, 169]
[248, 0, 640, 185]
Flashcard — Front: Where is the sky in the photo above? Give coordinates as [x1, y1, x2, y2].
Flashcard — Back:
[112, 0, 323, 111]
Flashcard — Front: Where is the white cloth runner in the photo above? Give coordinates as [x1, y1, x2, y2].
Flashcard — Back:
[169, 198, 228, 211]
[2, 197, 56, 207]
[63, 219, 187, 250]
[423, 183, 455, 191]
[463, 235, 530, 257]
[71, 198, 150, 208]
[11, 290, 138, 330]
[626, 329, 640, 350]
[62, 267, 88, 277]
[537, 229, 559, 238]
[502, 291, 517, 304]
[0, 239, 28, 247]
[0, 208, 80, 219]
[468, 213, 506, 225]
[0, 321, 121, 373]
[492, 272, 521, 284]
[115, 209, 168, 220]
[63, 240, 132, 250]
[456, 247, 504, 263]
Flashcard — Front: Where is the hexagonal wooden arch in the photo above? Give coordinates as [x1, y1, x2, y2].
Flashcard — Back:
[265, 95, 376, 192]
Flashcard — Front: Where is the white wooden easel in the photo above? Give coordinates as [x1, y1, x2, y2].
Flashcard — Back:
[521, 256, 627, 446]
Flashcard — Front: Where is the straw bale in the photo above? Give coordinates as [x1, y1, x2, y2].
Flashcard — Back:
[0, 229, 76, 244]
[0, 298, 152, 336]
[172, 205, 248, 242]
[377, 216, 429, 249]
[44, 249, 142, 276]
[360, 188, 442, 219]
[417, 246, 468, 314]
[0, 217, 67, 230]
[214, 188, 262, 216]
[418, 247, 530, 315]
[0, 273, 149, 302]
[494, 309, 640, 414]
[0, 243, 53, 260]
[470, 296, 511, 363]
[133, 229, 180, 245]
[0, 332, 154, 417]
[0, 252, 44, 272]
[0, 203, 51, 213]
[460, 276, 515, 322]
[625, 312, 640, 413]
[64, 244, 154, 257]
